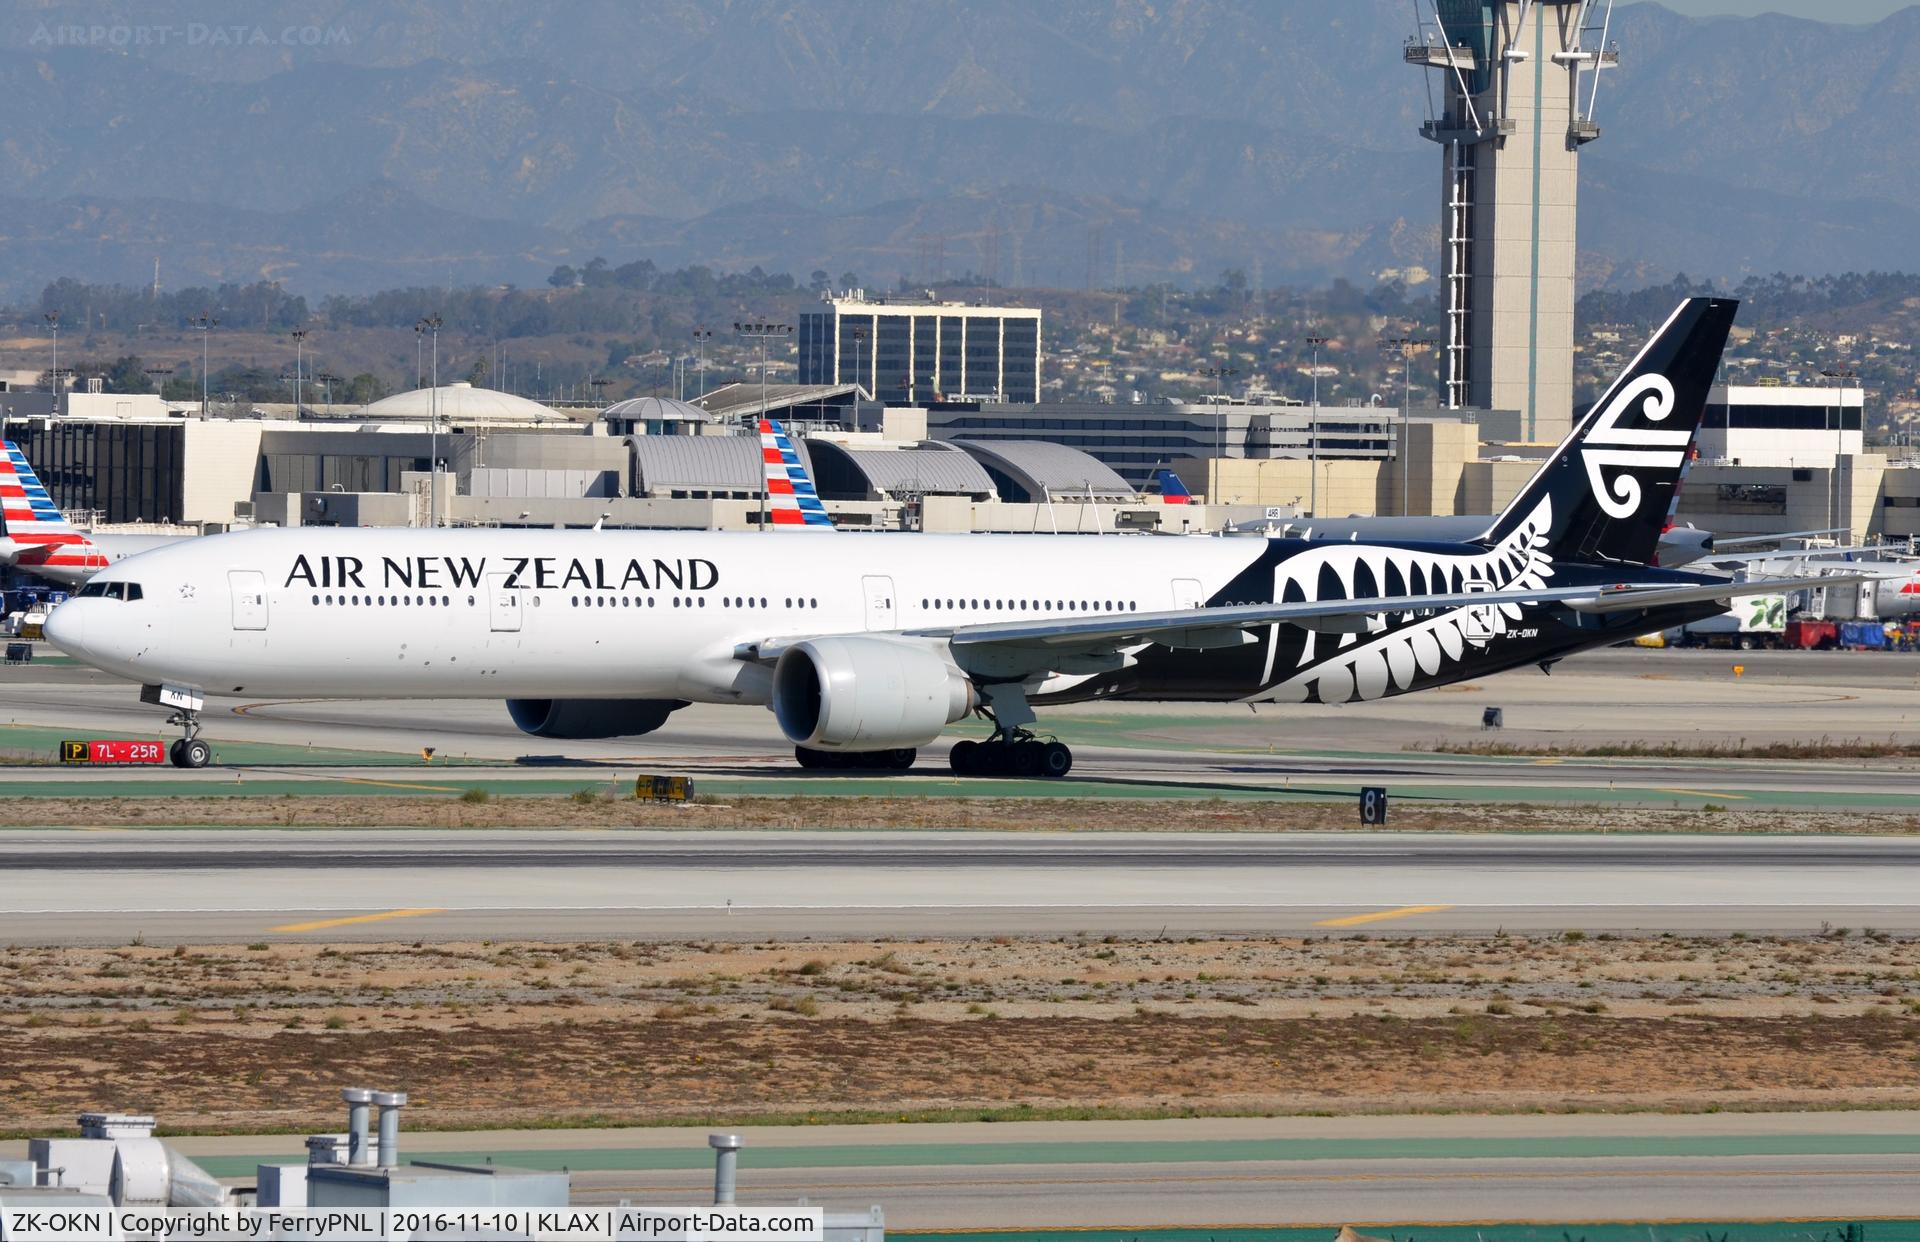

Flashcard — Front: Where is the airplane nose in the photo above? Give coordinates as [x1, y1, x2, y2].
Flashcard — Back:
[42, 603, 87, 657]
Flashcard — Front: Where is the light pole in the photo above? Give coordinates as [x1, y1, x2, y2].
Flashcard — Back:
[735, 320, 793, 529]
[849, 326, 867, 400]
[289, 329, 307, 415]
[734, 321, 793, 421]
[316, 372, 341, 415]
[1200, 366, 1240, 475]
[417, 315, 442, 526]
[692, 326, 714, 400]
[1304, 334, 1326, 517]
[1384, 337, 1433, 517]
[191, 313, 218, 418]
[43, 312, 59, 401]
[1822, 367, 1857, 543]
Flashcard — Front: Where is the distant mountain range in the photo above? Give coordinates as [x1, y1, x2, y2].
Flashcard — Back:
[1, 0, 1915, 298]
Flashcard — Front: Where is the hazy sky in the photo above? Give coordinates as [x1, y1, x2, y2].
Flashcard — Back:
[1641, 0, 1913, 20]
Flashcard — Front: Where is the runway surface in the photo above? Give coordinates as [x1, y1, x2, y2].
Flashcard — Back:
[11, 1114, 1916, 1226]
[8, 829, 1920, 943]
[4, 647, 1920, 806]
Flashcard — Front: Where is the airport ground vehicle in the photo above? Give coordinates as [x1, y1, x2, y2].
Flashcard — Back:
[1666, 593, 1788, 649]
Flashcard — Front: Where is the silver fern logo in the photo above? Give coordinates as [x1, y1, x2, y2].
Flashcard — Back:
[1258, 497, 1554, 705]
[1580, 373, 1687, 518]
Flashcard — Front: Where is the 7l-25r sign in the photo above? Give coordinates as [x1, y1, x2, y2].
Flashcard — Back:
[60, 739, 165, 764]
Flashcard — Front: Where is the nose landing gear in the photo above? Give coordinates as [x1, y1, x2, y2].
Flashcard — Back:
[142, 683, 213, 769]
[166, 710, 212, 769]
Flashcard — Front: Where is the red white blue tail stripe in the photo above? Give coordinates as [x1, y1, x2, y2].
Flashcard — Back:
[1, 440, 105, 570]
[759, 420, 835, 530]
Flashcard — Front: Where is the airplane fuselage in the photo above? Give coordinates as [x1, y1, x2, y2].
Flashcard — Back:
[47, 522, 1718, 710]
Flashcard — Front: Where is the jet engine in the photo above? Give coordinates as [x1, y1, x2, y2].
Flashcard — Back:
[506, 698, 688, 739]
[771, 637, 975, 751]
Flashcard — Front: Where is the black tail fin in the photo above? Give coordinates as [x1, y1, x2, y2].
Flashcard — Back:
[1481, 297, 1737, 567]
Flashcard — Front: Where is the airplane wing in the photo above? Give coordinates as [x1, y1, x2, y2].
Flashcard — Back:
[930, 570, 1904, 653]
[1565, 570, 1897, 615]
[1711, 528, 1844, 549]
[740, 570, 1901, 668]
[1696, 543, 1887, 569]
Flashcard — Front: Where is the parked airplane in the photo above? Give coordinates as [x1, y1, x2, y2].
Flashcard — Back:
[47, 299, 1883, 771]
[0, 442, 178, 585]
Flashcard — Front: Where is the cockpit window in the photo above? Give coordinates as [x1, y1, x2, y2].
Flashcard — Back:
[75, 581, 141, 601]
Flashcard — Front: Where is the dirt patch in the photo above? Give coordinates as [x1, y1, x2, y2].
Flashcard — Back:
[6, 933, 1919, 1134]
[5, 795, 1918, 834]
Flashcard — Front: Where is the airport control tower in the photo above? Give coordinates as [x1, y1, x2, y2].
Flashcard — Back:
[1406, 0, 1617, 443]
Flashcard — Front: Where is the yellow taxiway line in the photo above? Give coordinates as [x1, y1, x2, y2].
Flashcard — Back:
[272, 908, 447, 933]
[1314, 904, 1455, 928]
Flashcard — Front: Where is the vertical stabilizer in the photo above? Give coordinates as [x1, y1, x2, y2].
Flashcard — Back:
[759, 419, 836, 530]
[1480, 298, 1737, 567]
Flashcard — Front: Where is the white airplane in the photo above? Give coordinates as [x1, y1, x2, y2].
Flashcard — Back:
[0, 441, 179, 586]
[47, 300, 1887, 770]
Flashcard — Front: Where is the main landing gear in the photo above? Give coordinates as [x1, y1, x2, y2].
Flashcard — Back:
[794, 746, 917, 771]
[947, 682, 1073, 779]
[948, 733, 1072, 778]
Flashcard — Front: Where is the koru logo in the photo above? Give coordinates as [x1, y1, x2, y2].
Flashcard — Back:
[1580, 373, 1687, 518]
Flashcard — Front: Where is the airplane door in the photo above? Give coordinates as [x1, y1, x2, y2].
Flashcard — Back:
[487, 572, 521, 633]
[228, 570, 268, 631]
[1172, 578, 1204, 610]
[1462, 576, 1495, 642]
[862, 575, 897, 630]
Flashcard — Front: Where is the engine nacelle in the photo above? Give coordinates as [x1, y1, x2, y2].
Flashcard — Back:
[506, 698, 688, 739]
[772, 637, 975, 750]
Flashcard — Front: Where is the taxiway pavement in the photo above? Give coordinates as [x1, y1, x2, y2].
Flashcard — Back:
[5, 830, 1920, 943]
[10, 1114, 1916, 1226]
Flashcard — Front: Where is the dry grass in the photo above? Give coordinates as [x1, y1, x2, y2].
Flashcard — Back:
[2, 794, 1917, 834]
[1421, 735, 1920, 761]
[5, 933, 1920, 1134]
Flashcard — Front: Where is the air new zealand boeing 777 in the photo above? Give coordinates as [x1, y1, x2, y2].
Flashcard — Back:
[47, 298, 1863, 772]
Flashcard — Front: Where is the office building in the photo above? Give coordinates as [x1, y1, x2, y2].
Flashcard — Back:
[797, 293, 1041, 405]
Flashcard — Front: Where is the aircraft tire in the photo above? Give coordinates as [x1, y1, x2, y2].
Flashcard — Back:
[885, 748, 917, 771]
[949, 740, 979, 775]
[168, 739, 187, 768]
[181, 738, 212, 770]
[1039, 742, 1072, 778]
[795, 745, 827, 770]
[1012, 742, 1043, 776]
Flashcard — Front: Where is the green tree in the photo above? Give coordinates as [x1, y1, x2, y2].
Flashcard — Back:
[106, 355, 153, 393]
[345, 373, 388, 405]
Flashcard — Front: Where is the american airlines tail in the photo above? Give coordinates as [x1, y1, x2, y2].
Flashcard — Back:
[0, 440, 107, 576]
[758, 419, 835, 530]
[1479, 298, 1737, 568]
